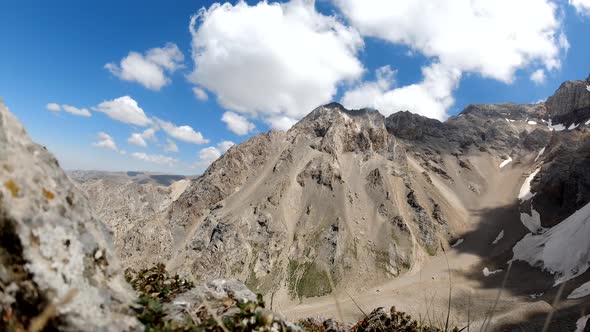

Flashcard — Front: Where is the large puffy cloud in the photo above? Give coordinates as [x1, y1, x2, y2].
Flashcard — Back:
[335, 0, 568, 119]
[105, 43, 184, 90]
[93, 96, 152, 126]
[342, 64, 460, 119]
[189, 0, 364, 129]
[154, 118, 209, 144]
[221, 111, 255, 135]
[570, 0, 590, 15]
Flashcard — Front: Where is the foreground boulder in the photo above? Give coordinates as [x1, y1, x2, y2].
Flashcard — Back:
[0, 99, 140, 331]
[125, 263, 301, 331]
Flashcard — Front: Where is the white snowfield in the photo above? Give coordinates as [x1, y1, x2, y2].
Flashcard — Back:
[586, 119, 590, 126]
[568, 123, 580, 130]
[499, 156, 513, 168]
[519, 168, 540, 201]
[451, 238, 464, 248]
[568, 280, 590, 299]
[512, 202, 590, 285]
[527, 121, 537, 125]
[586, 84, 590, 92]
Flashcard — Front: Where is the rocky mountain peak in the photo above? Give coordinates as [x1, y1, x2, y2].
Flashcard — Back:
[545, 75, 590, 119]
[289, 103, 390, 156]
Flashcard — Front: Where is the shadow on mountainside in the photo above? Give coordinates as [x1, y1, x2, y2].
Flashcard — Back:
[445, 201, 590, 330]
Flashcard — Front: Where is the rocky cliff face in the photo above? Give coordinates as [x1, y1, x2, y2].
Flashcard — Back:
[0, 100, 140, 331]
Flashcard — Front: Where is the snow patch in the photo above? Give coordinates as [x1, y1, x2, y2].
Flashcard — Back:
[512, 202, 590, 285]
[568, 281, 590, 299]
[576, 315, 590, 332]
[527, 121, 537, 125]
[548, 119, 566, 131]
[568, 123, 579, 130]
[451, 239, 464, 248]
[499, 156, 512, 168]
[534, 147, 545, 162]
[529, 292, 544, 299]
[518, 168, 540, 201]
[586, 119, 590, 126]
[492, 230, 504, 245]
[587, 85, 590, 92]
[505, 118, 515, 123]
[520, 208, 545, 234]
[483, 267, 503, 277]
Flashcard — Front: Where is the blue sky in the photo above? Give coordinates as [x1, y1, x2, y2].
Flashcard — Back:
[1, 0, 589, 175]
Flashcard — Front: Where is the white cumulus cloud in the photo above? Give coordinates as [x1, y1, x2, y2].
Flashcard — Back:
[192, 87, 208, 101]
[530, 69, 546, 85]
[62, 105, 91, 117]
[164, 138, 179, 152]
[128, 133, 147, 147]
[198, 146, 222, 164]
[221, 111, 255, 135]
[342, 63, 460, 119]
[334, 0, 568, 119]
[154, 118, 209, 144]
[94, 96, 152, 126]
[570, 0, 590, 15]
[189, 0, 364, 129]
[217, 140, 235, 153]
[105, 43, 184, 90]
[128, 128, 158, 147]
[132, 152, 178, 166]
[93, 132, 118, 152]
[46, 103, 61, 112]
[46, 103, 91, 117]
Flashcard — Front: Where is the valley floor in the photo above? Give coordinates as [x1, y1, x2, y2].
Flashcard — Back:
[279, 155, 590, 331]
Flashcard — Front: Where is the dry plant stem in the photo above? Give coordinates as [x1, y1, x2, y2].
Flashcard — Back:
[323, 267, 344, 323]
[481, 261, 513, 332]
[201, 300, 230, 332]
[541, 282, 566, 332]
[441, 243, 452, 332]
[345, 290, 368, 319]
[467, 291, 471, 332]
[28, 289, 79, 332]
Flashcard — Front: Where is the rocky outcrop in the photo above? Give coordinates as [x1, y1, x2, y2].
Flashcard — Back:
[530, 129, 590, 227]
[545, 74, 590, 118]
[0, 100, 140, 331]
